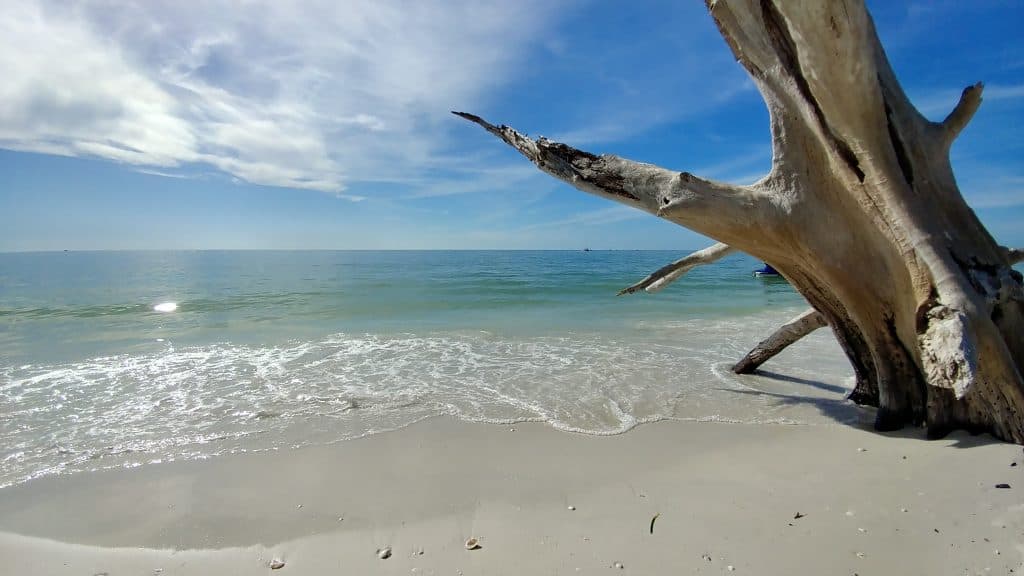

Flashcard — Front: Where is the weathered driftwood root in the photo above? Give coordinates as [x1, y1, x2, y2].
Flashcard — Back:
[732, 308, 827, 373]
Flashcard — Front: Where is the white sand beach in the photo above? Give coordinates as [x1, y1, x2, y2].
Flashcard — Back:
[0, 417, 1021, 575]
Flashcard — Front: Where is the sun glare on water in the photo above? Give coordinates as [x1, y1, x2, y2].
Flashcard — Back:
[153, 302, 178, 313]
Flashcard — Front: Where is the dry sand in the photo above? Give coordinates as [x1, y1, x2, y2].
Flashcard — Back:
[0, 417, 1021, 575]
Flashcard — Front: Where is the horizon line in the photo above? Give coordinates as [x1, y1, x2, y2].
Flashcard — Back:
[0, 247, 712, 254]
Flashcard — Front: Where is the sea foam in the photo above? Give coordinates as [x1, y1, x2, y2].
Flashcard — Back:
[0, 320, 854, 488]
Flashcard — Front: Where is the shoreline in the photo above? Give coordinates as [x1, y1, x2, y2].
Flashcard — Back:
[0, 321, 858, 491]
[1, 417, 1021, 575]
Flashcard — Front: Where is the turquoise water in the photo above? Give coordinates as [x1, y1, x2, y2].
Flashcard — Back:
[0, 250, 854, 487]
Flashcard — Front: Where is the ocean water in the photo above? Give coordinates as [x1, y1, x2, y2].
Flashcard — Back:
[0, 250, 857, 488]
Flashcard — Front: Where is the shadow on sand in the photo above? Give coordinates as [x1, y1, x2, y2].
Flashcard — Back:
[724, 369, 1006, 449]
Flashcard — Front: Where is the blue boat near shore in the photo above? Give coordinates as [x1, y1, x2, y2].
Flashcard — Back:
[753, 263, 780, 277]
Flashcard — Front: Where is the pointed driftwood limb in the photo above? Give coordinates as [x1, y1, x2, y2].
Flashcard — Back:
[941, 82, 984, 144]
[618, 243, 737, 295]
[452, 112, 774, 242]
[452, 111, 656, 208]
[732, 308, 828, 374]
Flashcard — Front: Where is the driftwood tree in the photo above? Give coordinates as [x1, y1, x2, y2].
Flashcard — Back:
[457, 0, 1024, 443]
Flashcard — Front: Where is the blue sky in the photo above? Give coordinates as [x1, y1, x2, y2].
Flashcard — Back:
[1, 0, 1022, 251]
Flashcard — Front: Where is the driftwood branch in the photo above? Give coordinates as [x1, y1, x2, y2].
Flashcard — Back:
[453, 112, 771, 240]
[732, 308, 828, 374]
[620, 241, 828, 376]
[619, 243, 737, 295]
[941, 82, 983, 144]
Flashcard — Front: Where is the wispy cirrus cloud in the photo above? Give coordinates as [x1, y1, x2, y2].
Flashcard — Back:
[403, 164, 542, 199]
[548, 77, 757, 147]
[527, 5, 758, 148]
[523, 205, 645, 231]
[960, 174, 1024, 209]
[690, 148, 771, 186]
[0, 0, 570, 195]
[911, 83, 1024, 119]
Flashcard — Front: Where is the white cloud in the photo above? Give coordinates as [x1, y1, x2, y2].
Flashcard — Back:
[134, 168, 190, 180]
[0, 0, 567, 194]
[0, 2, 198, 166]
[540, 6, 758, 147]
[961, 175, 1024, 209]
[403, 164, 541, 199]
[912, 83, 1024, 119]
[986, 84, 1024, 102]
[547, 78, 757, 147]
[691, 148, 771, 185]
[524, 205, 645, 230]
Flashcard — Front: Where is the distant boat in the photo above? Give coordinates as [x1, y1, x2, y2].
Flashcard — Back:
[583, 248, 592, 252]
[753, 263, 780, 277]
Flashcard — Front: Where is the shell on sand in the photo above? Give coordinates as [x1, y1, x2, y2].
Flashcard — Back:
[465, 537, 481, 550]
[377, 546, 392, 559]
[269, 559, 285, 569]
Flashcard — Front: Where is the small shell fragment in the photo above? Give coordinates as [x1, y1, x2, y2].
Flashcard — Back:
[567, 505, 575, 511]
[269, 559, 285, 569]
[613, 561, 624, 569]
[377, 546, 392, 559]
[465, 537, 481, 550]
